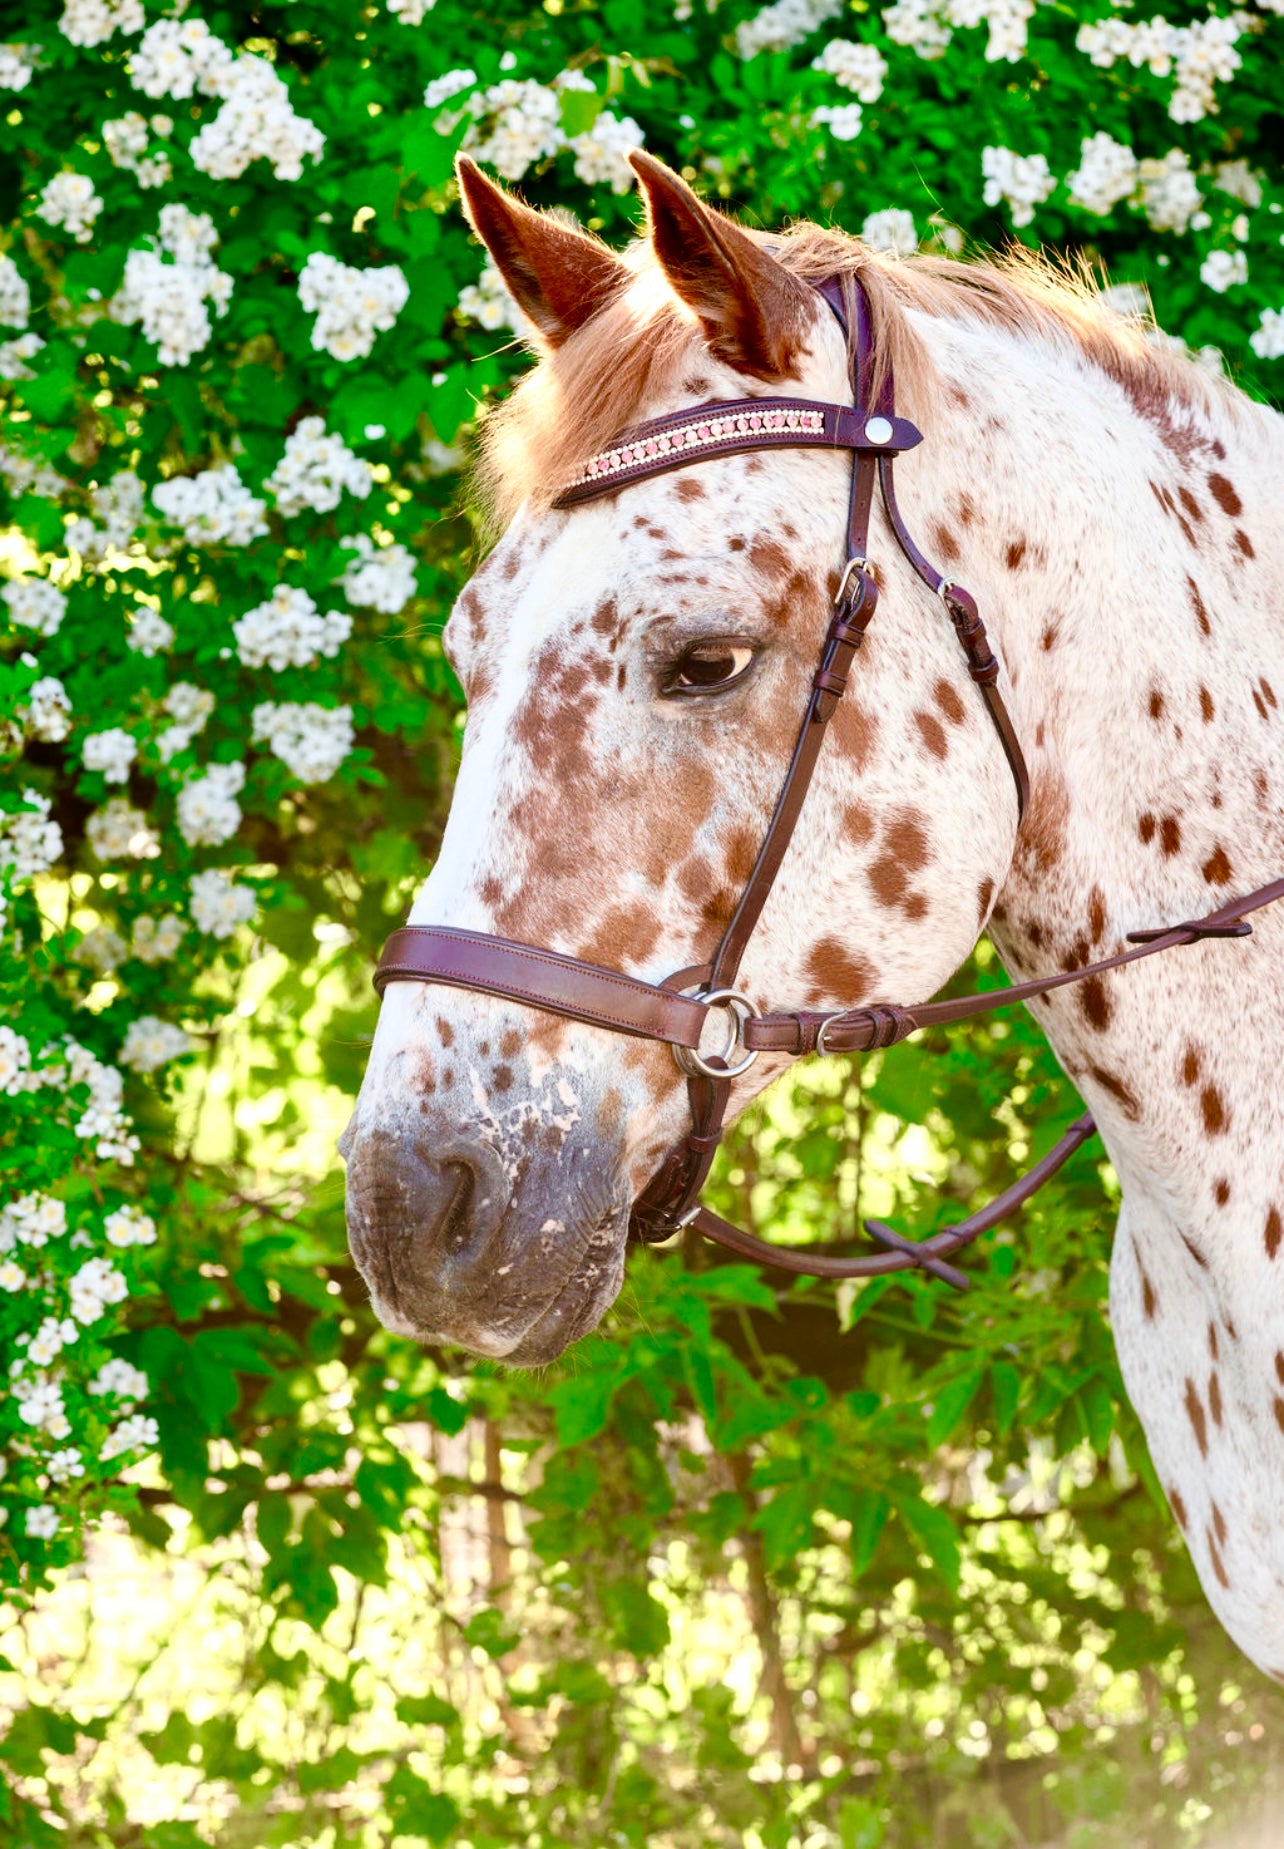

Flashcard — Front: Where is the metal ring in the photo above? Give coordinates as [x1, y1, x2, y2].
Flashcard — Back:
[814, 1011, 850, 1057]
[833, 556, 869, 607]
[936, 577, 956, 604]
[673, 988, 760, 1081]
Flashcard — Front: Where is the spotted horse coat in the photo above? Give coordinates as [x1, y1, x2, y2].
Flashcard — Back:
[342, 152, 1284, 1680]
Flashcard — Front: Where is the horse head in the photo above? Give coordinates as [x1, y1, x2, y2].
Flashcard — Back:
[342, 153, 1021, 1363]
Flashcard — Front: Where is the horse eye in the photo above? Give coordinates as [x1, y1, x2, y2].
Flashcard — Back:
[665, 642, 756, 696]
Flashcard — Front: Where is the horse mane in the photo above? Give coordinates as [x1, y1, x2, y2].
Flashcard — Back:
[473, 218, 1243, 533]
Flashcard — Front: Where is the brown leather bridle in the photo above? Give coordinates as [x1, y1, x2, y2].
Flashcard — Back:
[375, 275, 1282, 1292]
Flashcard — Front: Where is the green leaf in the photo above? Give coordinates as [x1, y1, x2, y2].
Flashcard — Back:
[926, 1367, 985, 1445]
[559, 88, 605, 138]
[395, 1693, 461, 1728]
[990, 1360, 1022, 1435]
[891, 1489, 961, 1593]
[848, 1488, 889, 1578]
[549, 1370, 619, 1446]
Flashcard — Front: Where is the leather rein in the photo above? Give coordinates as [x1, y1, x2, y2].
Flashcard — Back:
[375, 274, 1282, 1294]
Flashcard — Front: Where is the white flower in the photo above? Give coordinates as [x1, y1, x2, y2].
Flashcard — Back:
[1076, 12, 1244, 124]
[12, 1373, 71, 1437]
[176, 761, 246, 848]
[59, 0, 144, 48]
[1139, 150, 1202, 233]
[153, 464, 267, 545]
[157, 681, 216, 761]
[0, 254, 29, 327]
[130, 911, 185, 962]
[75, 925, 128, 973]
[0, 43, 35, 91]
[1214, 159, 1262, 208]
[0, 333, 44, 381]
[86, 797, 159, 861]
[128, 17, 233, 99]
[0, 1025, 32, 1095]
[0, 790, 62, 888]
[297, 254, 409, 363]
[64, 1040, 139, 1163]
[388, 0, 436, 19]
[25, 1503, 60, 1539]
[190, 867, 257, 939]
[27, 1314, 78, 1366]
[233, 585, 352, 671]
[569, 111, 644, 193]
[466, 77, 564, 181]
[425, 67, 476, 109]
[458, 259, 521, 333]
[126, 607, 175, 656]
[882, 0, 951, 55]
[103, 110, 172, 188]
[1066, 132, 1138, 217]
[89, 1356, 150, 1400]
[981, 145, 1054, 227]
[83, 727, 138, 785]
[861, 207, 917, 256]
[69, 1255, 129, 1324]
[103, 1204, 157, 1247]
[38, 172, 103, 243]
[3, 577, 67, 637]
[0, 1259, 26, 1290]
[1200, 248, 1247, 293]
[340, 534, 417, 613]
[189, 52, 326, 183]
[120, 1015, 191, 1073]
[26, 676, 71, 742]
[1250, 308, 1284, 361]
[101, 1412, 160, 1461]
[812, 39, 887, 99]
[736, 0, 843, 58]
[113, 206, 233, 368]
[266, 417, 373, 515]
[46, 1447, 85, 1483]
[252, 701, 355, 784]
[812, 102, 863, 141]
[1, 1193, 67, 1250]
[70, 470, 146, 561]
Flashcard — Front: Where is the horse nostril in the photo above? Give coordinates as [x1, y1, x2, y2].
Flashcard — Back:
[345, 1131, 510, 1310]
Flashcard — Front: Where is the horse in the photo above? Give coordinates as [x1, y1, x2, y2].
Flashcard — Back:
[341, 149, 1284, 1680]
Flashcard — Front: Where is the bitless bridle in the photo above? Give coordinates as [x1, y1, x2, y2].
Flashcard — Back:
[375, 276, 1283, 1293]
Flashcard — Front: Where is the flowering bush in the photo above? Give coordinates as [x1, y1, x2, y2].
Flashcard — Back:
[2, 0, 1284, 1841]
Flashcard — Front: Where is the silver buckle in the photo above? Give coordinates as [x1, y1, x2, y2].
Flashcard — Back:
[814, 1011, 849, 1056]
[833, 556, 869, 607]
[673, 988, 760, 1081]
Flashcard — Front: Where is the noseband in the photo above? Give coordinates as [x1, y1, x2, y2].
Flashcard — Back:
[375, 276, 1281, 1292]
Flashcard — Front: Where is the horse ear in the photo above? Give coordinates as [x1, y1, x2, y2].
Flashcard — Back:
[456, 156, 630, 348]
[628, 149, 811, 380]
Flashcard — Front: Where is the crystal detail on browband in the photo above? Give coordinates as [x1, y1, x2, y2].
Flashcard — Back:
[568, 404, 827, 490]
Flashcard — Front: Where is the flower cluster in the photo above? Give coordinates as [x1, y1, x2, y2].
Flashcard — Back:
[113, 204, 233, 367]
[457, 259, 521, 332]
[85, 797, 160, 861]
[189, 867, 257, 939]
[252, 701, 355, 783]
[233, 586, 352, 671]
[461, 74, 644, 192]
[66, 470, 146, 560]
[811, 39, 888, 99]
[83, 727, 138, 785]
[157, 682, 215, 761]
[340, 535, 417, 614]
[297, 253, 409, 362]
[1076, 12, 1245, 124]
[3, 577, 68, 636]
[883, 0, 1034, 63]
[981, 145, 1056, 227]
[1066, 132, 1140, 217]
[120, 1016, 191, 1073]
[0, 253, 30, 326]
[266, 417, 372, 516]
[425, 67, 477, 110]
[0, 43, 36, 90]
[153, 464, 268, 545]
[861, 207, 918, 255]
[37, 171, 102, 242]
[176, 761, 246, 847]
[735, 0, 843, 58]
[58, 0, 144, 48]
[103, 111, 173, 189]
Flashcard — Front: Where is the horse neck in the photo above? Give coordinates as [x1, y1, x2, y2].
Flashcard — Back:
[906, 312, 1284, 1208]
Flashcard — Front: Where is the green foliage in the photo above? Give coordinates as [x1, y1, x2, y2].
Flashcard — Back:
[2, 0, 1284, 1843]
